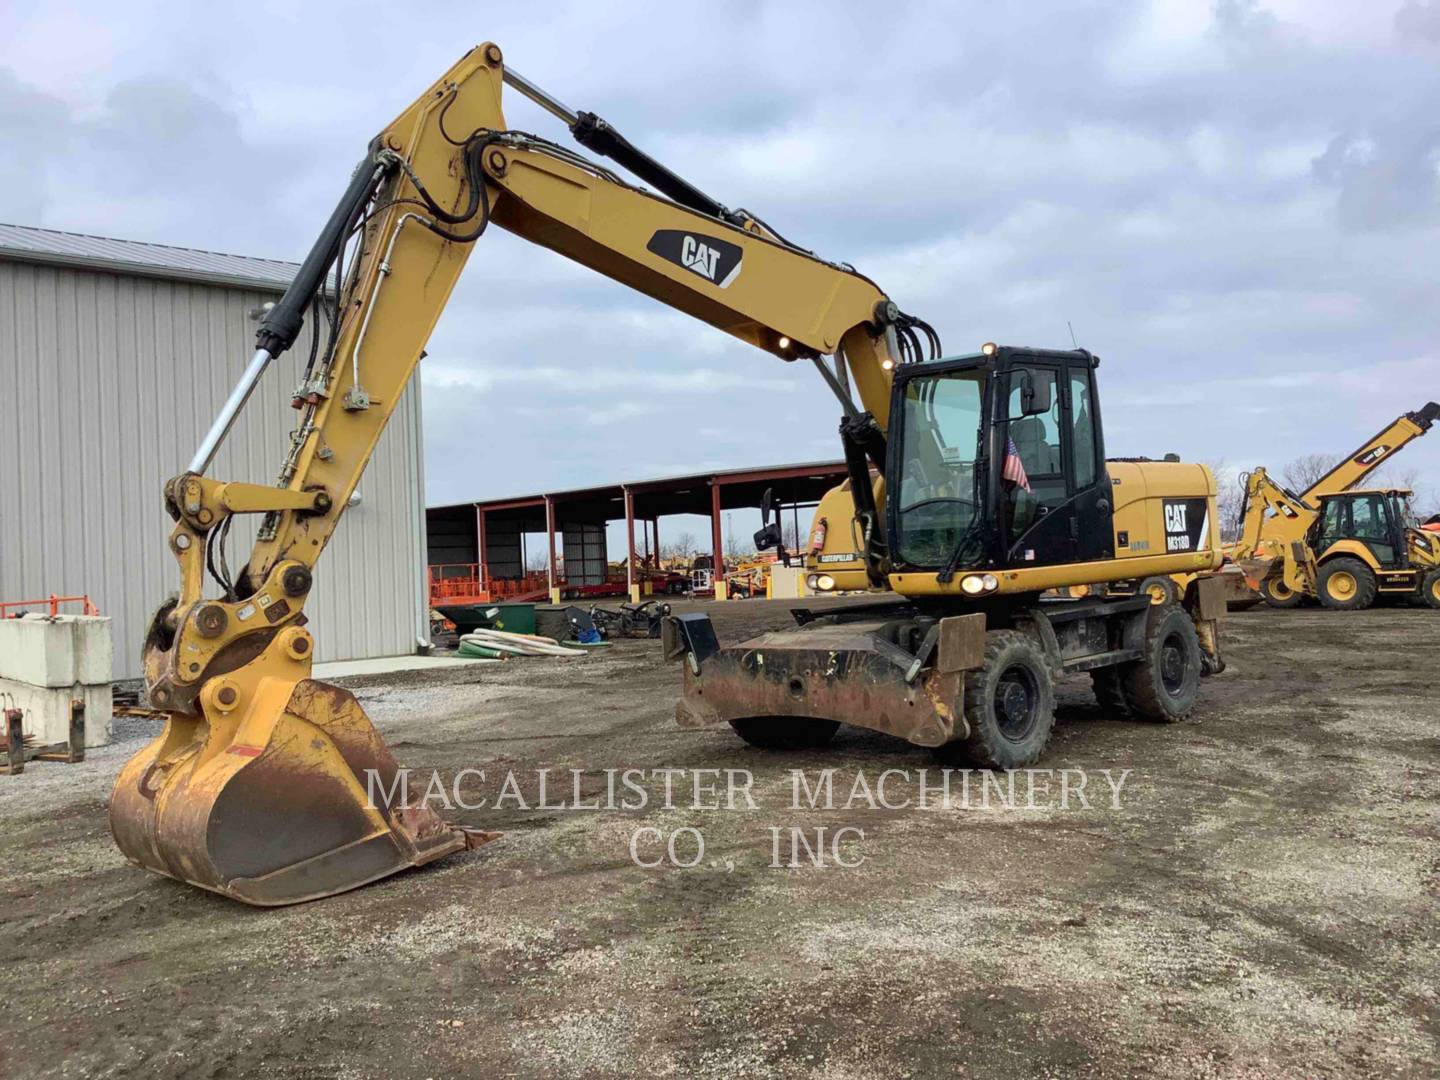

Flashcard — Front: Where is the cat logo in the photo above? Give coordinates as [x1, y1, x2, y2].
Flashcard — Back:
[681, 236, 721, 280]
[1163, 497, 1210, 553]
[1355, 445, 1390, 466]
[1164, 503, 1188, 535]
[645, 229, 743, 288]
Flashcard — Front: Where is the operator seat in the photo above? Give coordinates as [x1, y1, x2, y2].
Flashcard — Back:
[1006, 416, 1059, 538]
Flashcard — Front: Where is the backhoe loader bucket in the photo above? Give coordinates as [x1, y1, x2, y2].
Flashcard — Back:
[110, 675, 497, 906]
[1218, 562, 1264, 610]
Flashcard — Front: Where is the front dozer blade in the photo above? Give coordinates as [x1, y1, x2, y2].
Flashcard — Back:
[110, 678, 496, 906]
[1220, 560, 1266, 610]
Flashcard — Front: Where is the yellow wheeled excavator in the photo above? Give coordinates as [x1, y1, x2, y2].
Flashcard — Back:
[1226, 401, 1439, 609]
[111, 44, 1227, 907]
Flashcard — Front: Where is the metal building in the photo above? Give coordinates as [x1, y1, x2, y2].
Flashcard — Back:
[0, 223, 428, 679]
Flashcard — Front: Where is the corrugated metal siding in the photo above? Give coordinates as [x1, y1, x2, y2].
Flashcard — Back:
[0, 222, 301, 291]
[0, 259, 425, 679]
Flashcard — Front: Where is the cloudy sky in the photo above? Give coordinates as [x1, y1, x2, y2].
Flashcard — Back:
[4, 1, 1438, 533]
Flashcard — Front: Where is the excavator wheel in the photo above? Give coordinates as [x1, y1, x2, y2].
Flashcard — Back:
[1137, 576, 1179, 607]
[1121, 605, 1201, 723]
[941, 630, 1055, 769]
[1420, 569, 1440, 610]
[1258, 576, 1303, 609]
[1090, 667, 1131, 719]
[1317, 557, 1377, 611]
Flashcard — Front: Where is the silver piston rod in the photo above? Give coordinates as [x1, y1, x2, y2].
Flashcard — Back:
[502, 68, 579, 127]
[189, 347, 273, 474]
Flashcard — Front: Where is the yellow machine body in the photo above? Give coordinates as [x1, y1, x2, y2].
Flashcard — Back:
[112, 42, 1231, 907]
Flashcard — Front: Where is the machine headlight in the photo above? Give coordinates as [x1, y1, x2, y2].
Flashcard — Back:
[806, 574, 819, 589]
[981, 342, 998, 356]
[816, 574, 836, 591]
[960, 574, 999, 595]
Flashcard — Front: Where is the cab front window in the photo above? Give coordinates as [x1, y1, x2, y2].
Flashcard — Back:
[894, 369, 986, 566]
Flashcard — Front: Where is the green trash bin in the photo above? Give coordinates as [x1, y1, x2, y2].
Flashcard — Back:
[481, 603, 537, 635]
[438, 602, 536, 636]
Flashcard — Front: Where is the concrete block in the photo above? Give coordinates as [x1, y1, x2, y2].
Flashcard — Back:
[768, 566, 807, 599]
[0, 615, 76, 686]
[0, 678, 112, 748]
[0, 614, 112, 687]
[67, 616, 114, 685]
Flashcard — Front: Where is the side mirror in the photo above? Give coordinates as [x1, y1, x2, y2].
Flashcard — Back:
[754, 486, 790, 566]
[753, 522, 783, 551]
[1019, 371, 1052, 416]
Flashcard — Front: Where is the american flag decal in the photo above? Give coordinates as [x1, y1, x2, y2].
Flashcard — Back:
[1003, 436, 1031, 492]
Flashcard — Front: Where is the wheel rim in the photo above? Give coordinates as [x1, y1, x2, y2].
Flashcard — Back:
[1145, 583, 1168, 605]
[1159, 633, 1189, 697]
[1431, 578, 1440, 603]
[1264, 579, 1293, 601]
[994, 664, 1040, 741]
[1328, 571, 1356, 600]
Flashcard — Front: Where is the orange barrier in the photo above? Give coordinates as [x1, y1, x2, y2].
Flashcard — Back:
[428, 565, 490, 605]
[0, 594, 100, 618]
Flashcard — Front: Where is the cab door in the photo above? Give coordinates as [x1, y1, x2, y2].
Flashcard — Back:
[1001, 359, 1114, 566]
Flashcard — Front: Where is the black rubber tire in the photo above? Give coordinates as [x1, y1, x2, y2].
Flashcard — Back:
[1317, 557, 1377, 611]
[1122, 605, 1202, 723]
[729, 717, 839, 750]
[1090, 667, 1131, 719]
[1422, 569, 1440, 610]
[1137, 576, 1179, 607]
[1258, 576, 1303, 609]
[942, 630, 1056, 769]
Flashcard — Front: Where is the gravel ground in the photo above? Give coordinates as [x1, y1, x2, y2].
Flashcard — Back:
[0, 598, 1436, 1079]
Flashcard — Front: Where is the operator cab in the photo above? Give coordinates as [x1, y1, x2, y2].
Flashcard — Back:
[1310, 488, 1416, 569]
[886, 345, 1113, 576]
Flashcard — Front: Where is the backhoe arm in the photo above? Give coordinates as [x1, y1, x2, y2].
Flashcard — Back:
[144, 42, 912, 712]
[1231, 466, 1315, 560]
[1303, 401, 1439, 499]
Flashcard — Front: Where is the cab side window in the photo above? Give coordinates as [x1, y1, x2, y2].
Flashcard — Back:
[1350, 495, 1387, 540]
[1005, 368, 1064, 542]
[1070, 370, 1097, 489]
[1005, 370, 1062, 479]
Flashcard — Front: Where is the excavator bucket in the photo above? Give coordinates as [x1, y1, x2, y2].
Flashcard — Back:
[110, 674, 497, 906]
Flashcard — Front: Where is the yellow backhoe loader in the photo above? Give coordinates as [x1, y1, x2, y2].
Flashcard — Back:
[1231, 472, 1440, 609]
[111, 44, 1226, 908]
[1225, 401, 1439, 609]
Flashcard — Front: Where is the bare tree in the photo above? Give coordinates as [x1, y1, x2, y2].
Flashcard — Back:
[1369, 463, 1421, 492]
[1281, 453, 1339, 493]
[662, 531, 698, 562]
[1204, 459, 1245, 542]
[723, 515, 746, 561]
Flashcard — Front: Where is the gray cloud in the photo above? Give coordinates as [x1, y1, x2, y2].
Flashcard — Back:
[1396, 1, 1440, 43]
[2, 0, 1438, 515]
